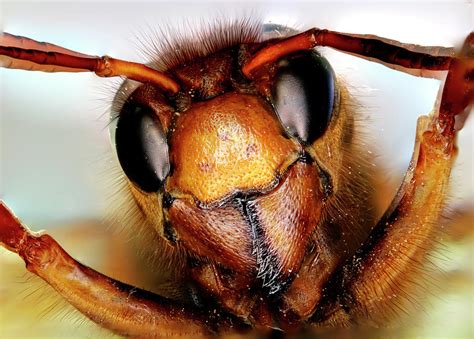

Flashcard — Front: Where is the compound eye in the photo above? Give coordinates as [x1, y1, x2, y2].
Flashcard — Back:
[115, 103, 170, 192]
[271, 51, 335, 144]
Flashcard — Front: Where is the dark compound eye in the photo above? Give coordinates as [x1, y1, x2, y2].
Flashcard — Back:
[271, 50, 335, 144]
[115, 103, 170, 192]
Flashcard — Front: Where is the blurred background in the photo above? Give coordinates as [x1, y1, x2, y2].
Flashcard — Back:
[1, 1, 472, 337]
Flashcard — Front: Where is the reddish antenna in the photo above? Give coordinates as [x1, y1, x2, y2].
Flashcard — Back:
[242, 28, 455, 78]
[0, 33, 180, 95]
[243, 29, 473, 135]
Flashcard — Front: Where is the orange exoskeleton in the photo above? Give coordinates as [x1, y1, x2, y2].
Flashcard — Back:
[0, 19, 472, 336]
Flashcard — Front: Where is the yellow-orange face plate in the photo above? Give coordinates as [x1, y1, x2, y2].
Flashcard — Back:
[168, 92, 300, 203]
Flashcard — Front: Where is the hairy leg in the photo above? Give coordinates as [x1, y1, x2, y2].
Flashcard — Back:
[0, 202, 245, 336]
[312, 33, 473, 326]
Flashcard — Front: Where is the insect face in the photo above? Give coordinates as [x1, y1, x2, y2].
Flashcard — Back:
[115, 45, 351, 297]
[1, 3, 472, 337]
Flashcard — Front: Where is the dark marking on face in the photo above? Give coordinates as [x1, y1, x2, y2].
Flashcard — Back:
[233, 194, 288, 296]
[298, 151, 314, 164]
[163, 192, 175, 208]
[316, 162, 333, 200]
[163, 221, 178, 244]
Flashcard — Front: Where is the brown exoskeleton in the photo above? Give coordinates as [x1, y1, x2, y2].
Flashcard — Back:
[0, 17, 472, 336]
